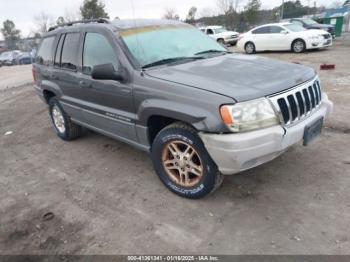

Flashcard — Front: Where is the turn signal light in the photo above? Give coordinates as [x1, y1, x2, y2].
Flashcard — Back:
[220, 105, 233, 125]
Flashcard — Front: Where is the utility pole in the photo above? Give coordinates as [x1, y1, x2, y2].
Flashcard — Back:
[280, 0, 284, 21]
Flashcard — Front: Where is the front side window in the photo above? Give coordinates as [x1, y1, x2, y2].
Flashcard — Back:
[61, 33, 80, 70]
[270, 26, 284, 34]
[82, 33, 119, 74]
[36, 36, 55, 66]
[284, 24, 306, 32]
[120, 24, 226, 67]
[207, 29, 214, 35]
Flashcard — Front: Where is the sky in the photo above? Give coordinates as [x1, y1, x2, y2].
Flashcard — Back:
[0, 0, 338, 40]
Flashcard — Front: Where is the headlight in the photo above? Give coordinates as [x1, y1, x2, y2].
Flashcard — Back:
[309, 35, 319, 40]
[220, 98, 279, 132]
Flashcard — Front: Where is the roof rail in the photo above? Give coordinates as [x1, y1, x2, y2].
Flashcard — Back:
[48, 18, 110, 32]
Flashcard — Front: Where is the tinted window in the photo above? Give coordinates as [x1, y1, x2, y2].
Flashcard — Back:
[207, 29, 214, 35]
[61, 33, 80, 70]
[270, 26, 284, 33]
[292, 20, 303, 26]
[252, 26, 270, 34]
[36, 37, 55, 65]
[54, 34, 65, 67]
[82, 33, 119, 74]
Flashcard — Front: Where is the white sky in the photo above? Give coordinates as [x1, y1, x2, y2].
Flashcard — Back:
[0, 0, 337, 40]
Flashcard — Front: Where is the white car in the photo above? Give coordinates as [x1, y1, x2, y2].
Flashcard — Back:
[237, 22, 332, 54]
[200, 26, 239, 46]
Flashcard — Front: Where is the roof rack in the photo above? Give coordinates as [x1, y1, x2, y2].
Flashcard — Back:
[48, 18, 110, 32]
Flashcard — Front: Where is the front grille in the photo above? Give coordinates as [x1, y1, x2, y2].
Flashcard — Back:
[269, 78, 322, 125]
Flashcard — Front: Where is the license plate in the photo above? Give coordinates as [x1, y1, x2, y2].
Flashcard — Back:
[303, 117, 324, 146]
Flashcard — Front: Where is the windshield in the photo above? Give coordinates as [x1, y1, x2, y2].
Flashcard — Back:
[120, 24, 226, 67]
[284, 24, 306, 32]
[303, 19, 318, 25]
[214, 27, 226, 34]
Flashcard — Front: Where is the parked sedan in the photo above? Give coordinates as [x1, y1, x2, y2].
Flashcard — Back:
[16, 52, 33, 65]
[290, 18, 335, 39]
[237, 23, 332, 54]
[0, 50, 22, 66]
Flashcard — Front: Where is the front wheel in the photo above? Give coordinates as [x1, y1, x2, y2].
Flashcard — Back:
[151, 122, 223, 199]
[217, 39, 225, 46]
[292, 39, 306, 53]
[245, 42, 256, 54]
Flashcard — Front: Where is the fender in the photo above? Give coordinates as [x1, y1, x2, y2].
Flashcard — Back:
[137, 98, 226, 132]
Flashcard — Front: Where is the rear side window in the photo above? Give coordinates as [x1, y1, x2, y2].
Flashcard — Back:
[36, 36, 55, 66]
[252, 26, 270, 34]
[82, 33, 119, 75]
[270, 26, 284, 34]
[61, 33, 80, 70]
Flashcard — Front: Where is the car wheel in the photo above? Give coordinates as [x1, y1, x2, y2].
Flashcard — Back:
[217, 39, 225, 46]
[151, 122, 224, 199]
[48, 97, 83, 141]
[292, 39, 306, 53]
[245, 42, 256, 54]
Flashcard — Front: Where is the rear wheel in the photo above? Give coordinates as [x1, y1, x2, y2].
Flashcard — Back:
[292, 39, 306, 53]
[245, 42, 256, 54]
[151, 122, 223, 199]
[49, 97, 83, 141]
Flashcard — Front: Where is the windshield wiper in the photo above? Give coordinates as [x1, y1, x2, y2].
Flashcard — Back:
[142, 56, 204, 69]
[194, 49, 229, 56]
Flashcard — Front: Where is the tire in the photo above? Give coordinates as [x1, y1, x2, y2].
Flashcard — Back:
[245, 42, 256, 54]
[48, 97, 83, 141]
[292, 39, 306, 53]
[151, 122, 223, 199]
[217, 39, 225, 46]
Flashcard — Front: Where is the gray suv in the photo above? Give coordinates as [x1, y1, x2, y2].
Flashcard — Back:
[33, 19, 333, 199]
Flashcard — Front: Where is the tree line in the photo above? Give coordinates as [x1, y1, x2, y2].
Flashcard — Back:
[1, 0, 347, 50]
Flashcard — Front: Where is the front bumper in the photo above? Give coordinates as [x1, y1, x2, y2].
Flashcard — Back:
[199, 94, 333, 175]
[308, 38, 333, 49]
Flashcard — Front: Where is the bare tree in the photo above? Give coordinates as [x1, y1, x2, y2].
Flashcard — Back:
[162, 8, 180, 20]
[63, 8, 81, 22]
[199, 7, 216, 18]
[330, 1, 343, 8]
[34, 12, 54, 35]
[216, 0, 233, 14]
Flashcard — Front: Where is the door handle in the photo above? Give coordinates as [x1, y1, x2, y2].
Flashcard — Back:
[79, 80, 92, 88]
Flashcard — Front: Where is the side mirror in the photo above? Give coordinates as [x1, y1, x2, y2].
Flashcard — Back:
[91, 63, 126, 82]
[281, 30, 289, 34]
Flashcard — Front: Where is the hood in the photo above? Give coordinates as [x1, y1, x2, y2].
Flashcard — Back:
[216, 31, 239, 37]
[303, 29, 330, 36]
[145, 54, 315, 102]
[309, 24, 334, 29]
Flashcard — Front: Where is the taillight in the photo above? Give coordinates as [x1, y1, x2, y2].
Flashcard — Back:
[32, 67, 37, 84]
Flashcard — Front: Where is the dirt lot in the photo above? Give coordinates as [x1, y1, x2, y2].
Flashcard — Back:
[0, 36, 349, 255]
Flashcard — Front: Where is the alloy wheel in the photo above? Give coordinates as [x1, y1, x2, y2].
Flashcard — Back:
[52, 105, 66, 133]
[162, 140, 203, 188]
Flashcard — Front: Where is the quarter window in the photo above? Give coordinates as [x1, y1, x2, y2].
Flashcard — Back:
[36, 36, 55, 66]
[61, 33, 80, 70]
[82, 33, 119, 75]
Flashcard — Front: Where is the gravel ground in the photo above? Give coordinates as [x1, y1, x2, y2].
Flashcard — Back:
[0, 36, 349, 255]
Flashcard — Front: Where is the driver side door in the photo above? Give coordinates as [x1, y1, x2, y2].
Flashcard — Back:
[76, 30, 137, 142]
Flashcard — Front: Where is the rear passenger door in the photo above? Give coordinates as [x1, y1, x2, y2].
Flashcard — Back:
[76, 30, 137, 142]
[251, 26, 271, 50]
[52, 32, 86, 121]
